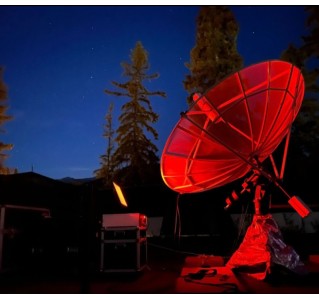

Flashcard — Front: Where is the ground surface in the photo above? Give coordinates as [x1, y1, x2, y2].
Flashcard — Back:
[1, 235, 319, 294]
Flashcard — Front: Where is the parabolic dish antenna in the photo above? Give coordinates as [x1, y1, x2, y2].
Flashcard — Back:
[161, 60, 305, 194]
[161, 59, 311, 280]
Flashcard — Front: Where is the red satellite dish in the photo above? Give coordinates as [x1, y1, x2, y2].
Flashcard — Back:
[161, 60, 305, 194]
[161, 60, 311, 280]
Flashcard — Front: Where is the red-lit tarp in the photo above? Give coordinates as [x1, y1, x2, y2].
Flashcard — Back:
[161, 60, 305, 194]
[226, 214, 305, 280]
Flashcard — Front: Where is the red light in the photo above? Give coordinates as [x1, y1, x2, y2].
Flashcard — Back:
[139, 214, 147, 228]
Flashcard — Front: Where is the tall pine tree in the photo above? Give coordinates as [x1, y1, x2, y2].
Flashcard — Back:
[280, 6, 319, 161]
[104, 41, 166, 186]
[184, 6, 243, 105]
[95, 102, 116, 186]
[280, 6, 319, 201]
[0, 66, 13, 174]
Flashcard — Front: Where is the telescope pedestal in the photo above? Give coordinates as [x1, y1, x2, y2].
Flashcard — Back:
[226, 213, 305, 280]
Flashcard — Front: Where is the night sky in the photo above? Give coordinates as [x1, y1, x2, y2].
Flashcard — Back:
[0, 5, 308, 179]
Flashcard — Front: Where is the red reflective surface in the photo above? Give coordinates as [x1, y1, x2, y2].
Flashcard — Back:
[161, 60, 305, 193]
[226, 214, 304, 280]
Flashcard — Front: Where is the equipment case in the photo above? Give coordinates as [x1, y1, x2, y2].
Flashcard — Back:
[100, 226, 147, 272]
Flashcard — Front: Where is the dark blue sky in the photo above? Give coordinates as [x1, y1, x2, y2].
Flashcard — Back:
[0, 5, 308, 179]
